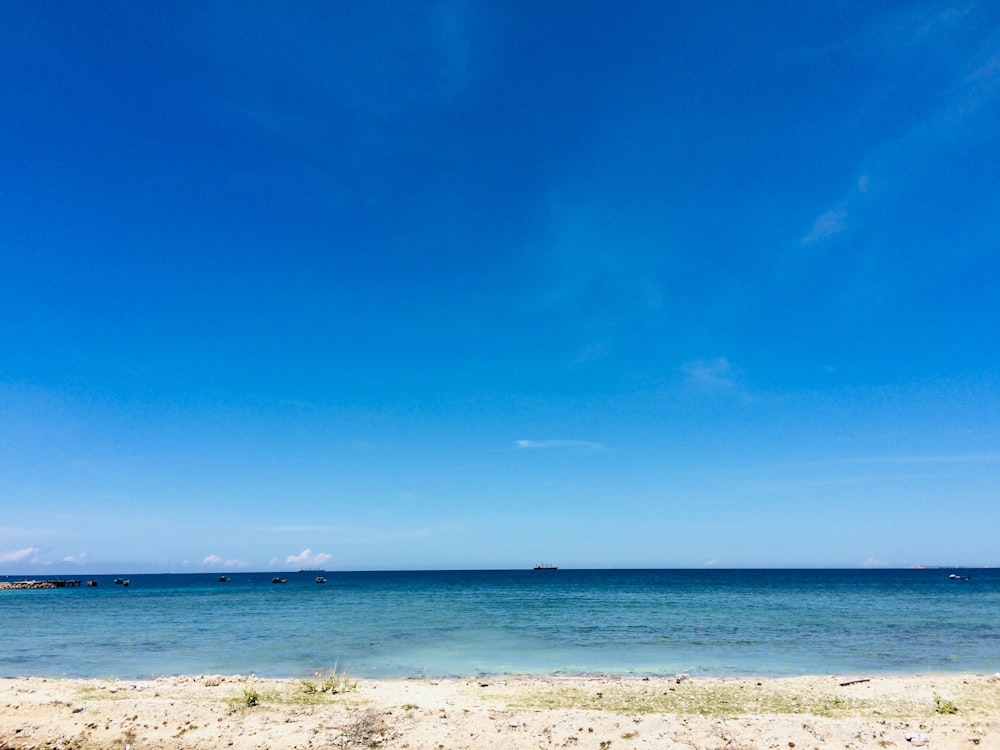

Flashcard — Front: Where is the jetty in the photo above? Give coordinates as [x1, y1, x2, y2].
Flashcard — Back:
[0, 579, 82, 590]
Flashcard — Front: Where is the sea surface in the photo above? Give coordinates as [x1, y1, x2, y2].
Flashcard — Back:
[2, 569, 998, 680]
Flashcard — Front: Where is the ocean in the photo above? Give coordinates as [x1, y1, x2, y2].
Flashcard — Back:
[2, 569, 998, 680]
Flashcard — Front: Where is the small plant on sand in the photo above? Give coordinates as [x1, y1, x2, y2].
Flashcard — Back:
[934, 695, 958, 714]
[227, 682, 270, 711]
[319, 666, 356, 694]
[295, 668, 356, 704]
[241, 687, 260, 707]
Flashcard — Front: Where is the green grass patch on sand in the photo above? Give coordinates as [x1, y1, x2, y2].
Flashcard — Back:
[506, 681, 939, 719]
[73, 682, 155, 702]
[301, 668, 356, 696]
[226, 684, 281, 711]
[227, 671, 358, 710]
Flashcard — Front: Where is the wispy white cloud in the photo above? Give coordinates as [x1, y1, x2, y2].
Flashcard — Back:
[0, 546, 40, 563]
[285, 548, 333, 568]
[801, 206, 848, 245]
[528, 191, 671, 363]
[202, 554, 248, 569]
[799, 6, 998, 255]
[62, 552, 88, 564]
[370, 527, 440, 542]
[872, 4, 975, 57]
[960, 52, 999, 111]
[863, 557, 889, 568]
[354, 523, 462, 543]
[681, 357, 737, 389]
[261, 521, 454, 544]
[514, 439, 604, 451]
[572, 341, 609, 367]
[264, 524, 352, 534]
[0, 526, 38, 539]
[839, 454, 1000, 465]
[799, 172, 872, 247]
[432, 0, 481, 99]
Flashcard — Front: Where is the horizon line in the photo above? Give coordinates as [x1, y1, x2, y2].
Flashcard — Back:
[3, 565, 994, 578]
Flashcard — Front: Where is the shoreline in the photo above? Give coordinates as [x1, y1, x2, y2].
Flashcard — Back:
[3, 673, 999, 749]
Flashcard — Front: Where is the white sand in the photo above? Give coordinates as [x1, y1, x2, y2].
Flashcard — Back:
[2, 673, 999, 749]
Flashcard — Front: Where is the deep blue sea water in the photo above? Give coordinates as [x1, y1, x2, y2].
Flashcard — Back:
[2, 569, 998, 680]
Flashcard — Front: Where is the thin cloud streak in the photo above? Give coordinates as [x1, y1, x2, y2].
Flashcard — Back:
[798, 7, 998, 256]
[263, 524, 353, 534]
[838, 454, 1000, 465]
[0, 546, 41, 563]
[514, 440, 604, 451]
[259, 524, 455, 544]
[801, 207, 848, 245]
[681, 357, 737, 389]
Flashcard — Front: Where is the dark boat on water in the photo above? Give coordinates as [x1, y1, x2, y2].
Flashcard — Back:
[533, 563, 558, 570]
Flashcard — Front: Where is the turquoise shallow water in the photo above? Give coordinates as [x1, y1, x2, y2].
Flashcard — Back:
[2, 569, 997, 679]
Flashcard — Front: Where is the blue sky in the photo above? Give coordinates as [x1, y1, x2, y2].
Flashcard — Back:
[2, 2, 999, 573]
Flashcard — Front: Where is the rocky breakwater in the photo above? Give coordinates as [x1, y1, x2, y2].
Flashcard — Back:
[0, 579, 82, 590]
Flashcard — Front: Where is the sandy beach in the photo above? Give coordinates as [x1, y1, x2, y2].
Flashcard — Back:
[2, 673, 998, 749]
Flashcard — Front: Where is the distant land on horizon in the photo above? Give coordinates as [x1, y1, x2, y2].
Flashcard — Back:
[3, 565, 994, 579]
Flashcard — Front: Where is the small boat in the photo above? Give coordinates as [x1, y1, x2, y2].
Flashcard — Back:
[219, 576, 230, 583]
[533, 563, 558, 570]
[949, 574, 971, 581]
[272, 577, 287, 584]
[315, 576, 327, 584]
[122, 579, 130, 587]
[113, 578, 124, 584]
